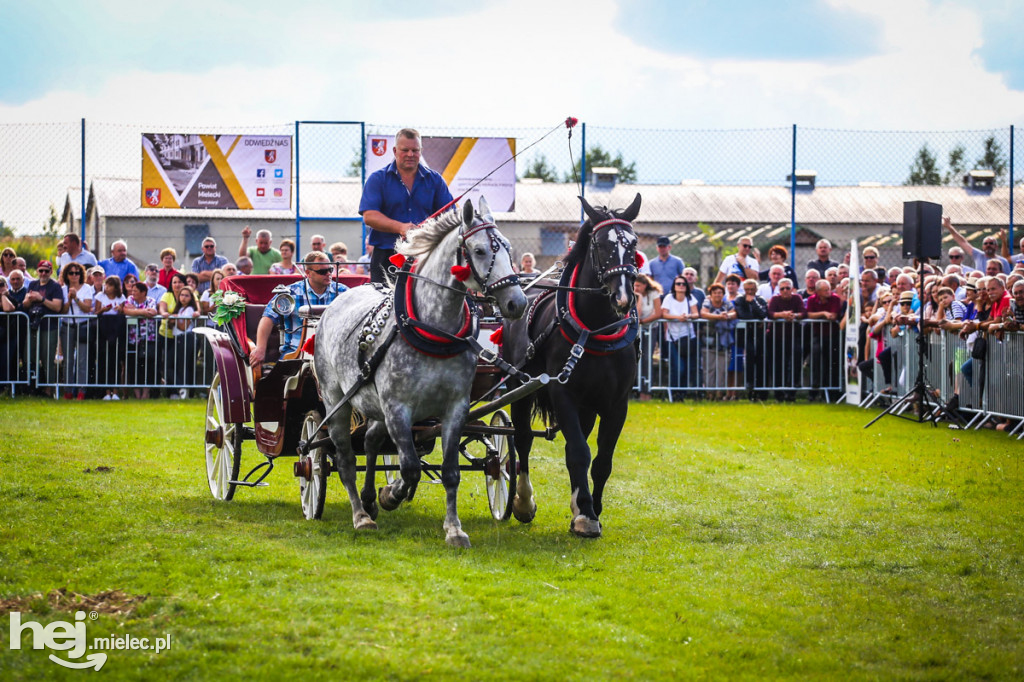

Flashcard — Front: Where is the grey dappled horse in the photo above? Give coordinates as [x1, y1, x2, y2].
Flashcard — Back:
[314, 197, 526, 547]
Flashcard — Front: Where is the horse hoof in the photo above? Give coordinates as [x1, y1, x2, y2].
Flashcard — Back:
[445, 531, 471, 548]
[570, 515, 602, 538]
[353, 514, 378, 531]
[511, 495, 537, 524]
[378, 485, 401, 512]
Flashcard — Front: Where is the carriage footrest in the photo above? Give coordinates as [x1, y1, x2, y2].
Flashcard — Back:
[229, 480, 270, 488]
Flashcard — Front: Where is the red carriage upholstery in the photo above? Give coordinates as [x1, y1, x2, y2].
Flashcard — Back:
[220, 274, 369, 351]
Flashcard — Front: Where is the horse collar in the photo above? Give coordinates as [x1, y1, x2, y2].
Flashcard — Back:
[394, 259, 479, 358]
[554, 263, 638, 355]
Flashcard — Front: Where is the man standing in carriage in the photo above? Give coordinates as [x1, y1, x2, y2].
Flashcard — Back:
[247, 251, 346, 367]
[358, 128, 454, 284]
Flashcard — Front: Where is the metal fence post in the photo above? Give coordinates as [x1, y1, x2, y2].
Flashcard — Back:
[360, 121, 366, 256]
[790, 123, 797, 271]
[81, 118, 86, 241]
[579, 121, 587, 223]
[1010, 124, 1015, 255]
[295, 120, 301, 244]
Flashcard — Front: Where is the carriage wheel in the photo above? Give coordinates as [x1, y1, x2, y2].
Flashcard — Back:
[298, 411, 330, 520]
[484, 410, 517, 521]
[205, 374, 242, 501]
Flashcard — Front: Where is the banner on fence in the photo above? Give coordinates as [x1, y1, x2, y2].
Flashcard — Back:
[141, 134, 293, 210]
[845, 239, 862, 405]
[365, 135, 516, 211]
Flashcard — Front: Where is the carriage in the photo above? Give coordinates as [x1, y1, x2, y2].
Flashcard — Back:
[197, 192, 640, 544]
[196, 270, 555, 523]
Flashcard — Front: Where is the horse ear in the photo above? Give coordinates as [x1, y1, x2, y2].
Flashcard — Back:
[463, 198, 474, 226]
[618, 193, 642, 222]
[477, 195, 491, 221]
[579, 196, 602, 224]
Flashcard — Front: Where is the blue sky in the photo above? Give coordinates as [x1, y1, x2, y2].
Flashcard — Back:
[1, 0, 1022, 129]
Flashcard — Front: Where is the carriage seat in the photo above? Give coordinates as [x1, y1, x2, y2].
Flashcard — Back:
[244, 303, 280, 365]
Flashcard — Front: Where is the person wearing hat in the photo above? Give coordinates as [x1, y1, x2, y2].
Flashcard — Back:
[650, 235, 685, 298]
[893, 290, 920, 329]
[22, 260, 65, 393]
[88, 265, 106, 295]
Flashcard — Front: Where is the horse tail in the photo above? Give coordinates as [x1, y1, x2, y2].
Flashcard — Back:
[532, 388, 556, 428]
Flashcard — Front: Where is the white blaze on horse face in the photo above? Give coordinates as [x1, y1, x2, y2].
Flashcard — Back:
[612, 231, 637, 311]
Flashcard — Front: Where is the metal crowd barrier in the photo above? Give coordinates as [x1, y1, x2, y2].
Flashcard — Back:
[0, 311, 32, 395]
[635, 318, 845, 401]
[0, 312, 216, 397]
[857, 326, 1023, 435]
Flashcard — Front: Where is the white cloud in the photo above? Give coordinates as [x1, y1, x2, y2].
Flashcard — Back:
[0, 0, 1021, 130]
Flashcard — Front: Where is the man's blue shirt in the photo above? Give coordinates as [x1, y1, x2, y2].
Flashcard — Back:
[359, 161, 453, 250]
[649, 254, 685, 295]
[98, 258, 140, 282]
[262, 280, 347, 354]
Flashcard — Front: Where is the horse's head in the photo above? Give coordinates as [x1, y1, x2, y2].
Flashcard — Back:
[458, 196, 527, 320]
[578, 193, 641, 314]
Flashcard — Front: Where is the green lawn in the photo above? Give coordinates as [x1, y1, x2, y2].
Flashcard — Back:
[1, 398, 1022, 680]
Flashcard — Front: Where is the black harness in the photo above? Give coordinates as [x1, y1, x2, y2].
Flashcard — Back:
[520, 219, 639, 384]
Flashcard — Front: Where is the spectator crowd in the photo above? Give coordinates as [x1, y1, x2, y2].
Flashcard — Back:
[632, 225, 1024, 429]
[3, 220, 1023, 429]
[1, 227, 365, 399]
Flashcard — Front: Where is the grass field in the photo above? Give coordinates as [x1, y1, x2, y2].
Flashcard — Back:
[1, 397, 1022, 680]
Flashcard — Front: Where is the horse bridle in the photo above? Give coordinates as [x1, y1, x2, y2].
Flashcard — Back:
[588, 217, 639, 289]
[457, 220, 521, 298]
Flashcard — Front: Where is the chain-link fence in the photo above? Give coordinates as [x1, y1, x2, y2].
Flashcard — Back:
[0, 120, 1017, 282]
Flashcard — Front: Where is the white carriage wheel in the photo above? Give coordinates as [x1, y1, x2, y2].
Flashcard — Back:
[205, 375, 242, 501]
[298, 411, 329, 520]
[485, 410, 517, 521]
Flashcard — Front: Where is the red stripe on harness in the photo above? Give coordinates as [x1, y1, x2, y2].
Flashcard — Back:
[567, 265, 630, 343]
[405, 262, 472, 343]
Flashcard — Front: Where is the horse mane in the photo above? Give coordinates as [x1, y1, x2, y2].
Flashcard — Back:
[564, 220, 595, 269]
[397, 208, 464, 259]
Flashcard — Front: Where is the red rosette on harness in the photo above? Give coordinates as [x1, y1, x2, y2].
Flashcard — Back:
[489, 327, 503, 346]
[635, 251, 646, 269]
[389, 253, 407, 269]
[450, 265, 472, 282]
[302, 333, 316, 355]
[565, 116, 579, 128]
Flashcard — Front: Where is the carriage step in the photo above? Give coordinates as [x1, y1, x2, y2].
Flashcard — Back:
[229, 480, 269, 488]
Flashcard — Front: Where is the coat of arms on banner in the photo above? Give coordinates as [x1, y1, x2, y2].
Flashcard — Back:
[265, 149, 277, 163]
[145, 188, 161, 206]
[371, 138, 387, 156]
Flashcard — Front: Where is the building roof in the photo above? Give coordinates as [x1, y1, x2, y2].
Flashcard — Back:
[74, 177, 1013, 230]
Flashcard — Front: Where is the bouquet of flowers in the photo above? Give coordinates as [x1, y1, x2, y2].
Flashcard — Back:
[209, 289, 246, 327]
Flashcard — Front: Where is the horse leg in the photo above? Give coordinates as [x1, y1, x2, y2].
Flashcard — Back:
[510, 397, 537, 523]
[439, 402, 471, 548]
[360, 420, 388, 520]
[552, 392, 601, 538]
[591, 400, 627, 520]
[378, 407, 419, 511]
[327, 403, 377, 531]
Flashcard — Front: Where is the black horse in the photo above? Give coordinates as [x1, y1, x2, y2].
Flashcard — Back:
[503, 194, 641, 537]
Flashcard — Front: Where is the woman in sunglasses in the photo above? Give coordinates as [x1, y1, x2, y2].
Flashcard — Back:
[661, 277, 699, 402]
[59, 264, 93, 399]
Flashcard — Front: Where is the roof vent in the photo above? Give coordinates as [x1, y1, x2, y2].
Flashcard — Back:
[786, 169, 817, 189]
[590, 166, 619, 189]
[964, 169, 995, 189]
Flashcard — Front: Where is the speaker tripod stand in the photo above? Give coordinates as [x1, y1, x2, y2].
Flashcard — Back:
[865, 259, 967, 430]
[864, 328, 966, 429]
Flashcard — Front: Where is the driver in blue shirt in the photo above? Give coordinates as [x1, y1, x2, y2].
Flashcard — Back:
[358, 128, 454, 284]
[249, 251, 346, 366]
